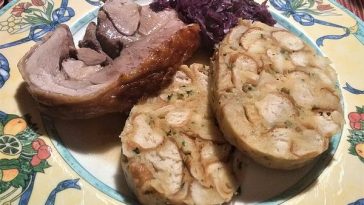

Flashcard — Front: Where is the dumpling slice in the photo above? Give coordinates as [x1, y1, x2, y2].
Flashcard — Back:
[211, 20, 344, 170]
[120, 64, 242, 205]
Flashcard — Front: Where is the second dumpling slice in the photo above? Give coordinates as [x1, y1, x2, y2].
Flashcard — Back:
[210, 20, 344, 170]
[120, 64, 242, 205]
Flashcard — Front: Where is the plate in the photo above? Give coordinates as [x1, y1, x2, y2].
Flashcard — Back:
[0, 0, 363, 204]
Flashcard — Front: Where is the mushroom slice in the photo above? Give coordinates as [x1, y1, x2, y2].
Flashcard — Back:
[309, 68, 336, 89]
[231, 53, 260, 87]
[165, 109, 191, 127]
[146, 140, 183, 196]
[266, 46, 295, 73]
[255, 93, 296, 128]
[287, 72, 315, 108]
[315, 89, 340, 110]
[206, 163, 238, 200]
[240, 28, 265, 50]
[290, 50, 311, 67]
[201, 143, 231, 165]
[226, 25, 249, 49]
[272, 30, 305, 51]
[268, 128, 294, 157]
[312, 111, 343, 138]
[127, 160, 154, 189]
[132, 114, 164, 149]
[169, 177, 191, 203]
[190, 181, 226, 205]
[291, 129, 328, 158]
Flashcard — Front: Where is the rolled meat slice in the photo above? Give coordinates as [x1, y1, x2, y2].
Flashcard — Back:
[18, 0, 200, 119]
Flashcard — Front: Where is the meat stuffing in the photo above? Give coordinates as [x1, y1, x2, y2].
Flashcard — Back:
[18, 0, 200, 119]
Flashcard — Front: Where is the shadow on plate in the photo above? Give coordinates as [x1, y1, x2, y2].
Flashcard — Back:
[230, 147, 336, 204]
[15, 83, 45, 133]
[15, 82, 136, 199]
[115, 155, 138, 201]
[15, 82, 125, 153]
[53, 113, 125, 153]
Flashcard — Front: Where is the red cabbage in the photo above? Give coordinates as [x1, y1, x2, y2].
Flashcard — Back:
[150, 0, 276, 49]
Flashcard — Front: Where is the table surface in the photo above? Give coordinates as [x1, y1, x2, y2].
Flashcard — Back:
[336, 0, 364, 20]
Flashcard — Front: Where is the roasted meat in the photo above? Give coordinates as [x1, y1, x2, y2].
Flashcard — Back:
[18, 0, 200, 119]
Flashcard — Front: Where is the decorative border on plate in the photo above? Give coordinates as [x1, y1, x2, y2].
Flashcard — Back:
[347, 106, 364, 163]
[0, 0, 19, 16]
[0, 53, 9, 88]
[85, 0, 101, 6]
[0, 111, 81, 204]
[0, 0, 75, 89]
[0, 0, 75, 49]
[42, 115, 139, 205]
[269, 0, 364, 46]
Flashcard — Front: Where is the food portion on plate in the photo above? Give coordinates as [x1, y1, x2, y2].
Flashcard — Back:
[17, 0, 200, 119]
[120, 64, 242, 205]
[211, 20, 344, 169]
[150, 0, 276, 49]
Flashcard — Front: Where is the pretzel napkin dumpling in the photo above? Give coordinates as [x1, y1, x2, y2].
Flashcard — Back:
[120, 64, 242, 205]
[211, 20, 344, 170]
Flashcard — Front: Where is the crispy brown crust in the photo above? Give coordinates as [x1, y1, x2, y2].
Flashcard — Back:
[20, 24, 200, 119]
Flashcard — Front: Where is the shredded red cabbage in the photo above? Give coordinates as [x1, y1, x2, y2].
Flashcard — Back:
[150, 0, 276, 49]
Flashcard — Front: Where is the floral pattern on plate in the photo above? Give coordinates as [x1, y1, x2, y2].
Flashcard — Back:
[0, 0, 54, 34]
[0, 111, 81, 205]
[269, 0, 364, 46]
[0, 0, 75, 50]
[348, 106, 364, 163]
[0, 53, 9, 88]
